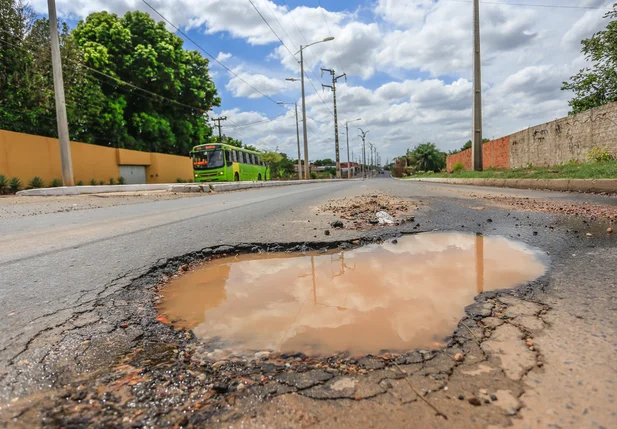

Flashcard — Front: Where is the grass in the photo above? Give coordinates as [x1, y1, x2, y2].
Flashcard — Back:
[408, 160, 617, 180]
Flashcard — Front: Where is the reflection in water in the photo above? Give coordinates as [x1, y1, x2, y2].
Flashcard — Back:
[158, 233, 547, 355]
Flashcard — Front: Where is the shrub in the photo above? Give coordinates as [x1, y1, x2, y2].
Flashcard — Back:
[117, 176, 126, 185]
[176, 178, 186, 183]
[310, 172, 317, 180]
[50, 178, 62, 187]
[28, 177, 44, 189]
[76, 180, 84, 186]
[452, 162, 465, 173]
[0, 175, 8, 194]
[9, 177, 22, 193]
[109, 178, 116, 185]
[90, 179, 98, 186]
[98, 180, 105, 185]
[586, 147, 614, 163]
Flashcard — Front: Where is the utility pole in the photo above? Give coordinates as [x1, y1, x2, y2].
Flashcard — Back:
[321, 68, 346, 179]
[369, 143, 374, 176]
[212, 116, 227, 142]
[345, 118, 361, 179]
[48, 0, 74, 186]
[278, 102, 303, 180]
[358, 129, 368, 179]
[472, 0, 483, 171]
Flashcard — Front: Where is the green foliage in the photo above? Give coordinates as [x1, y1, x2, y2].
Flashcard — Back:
[586, 146, 615, 162]
[452, 162, 465, 173]
[109, 178, 116, 185]
[98, 180, 105, 185]
[407, 142, 446, 173]
[562, 5, 617, 114]
[325, 167, 337, 176]
[76, 180, 84, 186]
[90, 179, 98, 185]
[225, 137, 243, 148]
[117, 176, 125, 185]
[310, 172, 317, 180]
[262, 151, 295, 179]
[313, 158, 334, 167]
[28, 176, 44, 189]
[9, 177, 23, 193]
[176, 178, 186, 183]
[0, 175, 8, 194]
[50, 178, 62, 187]
[0, 3, 220, 155]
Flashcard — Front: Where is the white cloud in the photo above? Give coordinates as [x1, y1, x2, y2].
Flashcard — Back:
[31, 0, 614, 161]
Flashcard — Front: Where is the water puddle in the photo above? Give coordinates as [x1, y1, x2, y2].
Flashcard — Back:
[158, 233, 547, 356]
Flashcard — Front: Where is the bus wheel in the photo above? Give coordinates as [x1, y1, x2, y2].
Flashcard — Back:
[234, 173, 240, 182]
[258, 174, 262, 181]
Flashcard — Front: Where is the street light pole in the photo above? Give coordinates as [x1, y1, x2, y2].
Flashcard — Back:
[345, 118, 361, 179]
[472, 0, 483, 171]
[277, 101, 302, 180]
[293, 37, 335, 180]
[48, 0, 74, 186]
[358, 128, 369, 179]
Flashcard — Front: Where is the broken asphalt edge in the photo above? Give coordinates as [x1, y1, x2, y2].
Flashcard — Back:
[16, 179, 357, 196]
[402, 177, 617, 194]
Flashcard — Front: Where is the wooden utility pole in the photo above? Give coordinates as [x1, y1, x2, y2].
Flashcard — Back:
[48, 0, 74, 186]
[212, 116, 227, 142]
[321, 68, 346, 179]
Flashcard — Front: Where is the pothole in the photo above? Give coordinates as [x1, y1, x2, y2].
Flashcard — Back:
[158, 232, 547, 357]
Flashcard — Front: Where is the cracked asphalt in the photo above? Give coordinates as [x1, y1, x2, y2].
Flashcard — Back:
[0, 178, 616, 428]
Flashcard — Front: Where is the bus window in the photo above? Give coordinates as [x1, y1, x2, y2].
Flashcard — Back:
[225, 150, 232, 165]
[239, 151, 245, 164]
[249, 154, 255, 165]
[232, 150, 238, 163]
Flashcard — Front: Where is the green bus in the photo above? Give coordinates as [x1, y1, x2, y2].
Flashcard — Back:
[190, 143, 269, 182]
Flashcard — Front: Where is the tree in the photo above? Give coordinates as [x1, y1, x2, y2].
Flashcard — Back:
[409, 143, 446, 172]
[224, 137, 243, 148]
[72, 11, 221, 154]
[262, 151, 282, 179]
[313, 158, 334, 166]
[562, 4, 617, 114]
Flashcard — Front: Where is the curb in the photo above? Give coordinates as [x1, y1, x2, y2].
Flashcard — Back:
[17, 179, 348, 197]
[168, 179, 344, 193]
[403, 178, 617, 193]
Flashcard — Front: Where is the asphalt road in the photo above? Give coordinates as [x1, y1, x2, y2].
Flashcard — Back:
[1, 177, 616, 428]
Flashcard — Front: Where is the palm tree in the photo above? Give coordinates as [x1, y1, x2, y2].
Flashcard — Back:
[410, 143, 446, 172]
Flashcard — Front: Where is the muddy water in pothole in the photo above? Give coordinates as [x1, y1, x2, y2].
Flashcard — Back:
[158, 233, 547, 355]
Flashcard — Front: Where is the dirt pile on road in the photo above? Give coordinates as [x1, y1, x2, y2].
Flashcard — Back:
[319, 193, 421, 229]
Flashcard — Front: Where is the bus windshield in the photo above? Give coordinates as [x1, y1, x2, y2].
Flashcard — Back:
[192, 150, 225, 170]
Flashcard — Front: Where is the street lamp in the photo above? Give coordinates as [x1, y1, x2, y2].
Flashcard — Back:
[277, 101, 302, 180]
[345, 118, 361, 179]
[290, 37, 335, 180]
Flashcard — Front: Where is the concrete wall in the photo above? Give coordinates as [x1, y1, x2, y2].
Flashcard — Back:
[509, 102, 617, 168]
[446, 101, 617, 171]
[0, 129, 193, 185]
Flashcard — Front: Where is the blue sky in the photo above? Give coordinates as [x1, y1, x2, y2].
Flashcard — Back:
[31, 0, 614, 162]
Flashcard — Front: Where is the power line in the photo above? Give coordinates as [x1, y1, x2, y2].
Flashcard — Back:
[245, 0, 333, 116]
[247, 0, 298, 60]
[140, 0, 288, 107]
[0, 32, 208, 114]
[316, 0, 345, 74]
[260, 0, 300, 49]
[281, 0, 309, 45]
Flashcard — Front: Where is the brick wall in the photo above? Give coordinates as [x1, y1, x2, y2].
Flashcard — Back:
[445, 101, 617, 171]
[447, 148, 472, 172]
[446, 137, 510, 172]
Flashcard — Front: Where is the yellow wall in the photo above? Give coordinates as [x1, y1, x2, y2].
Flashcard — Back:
[0, 129, 192, 185]
[148, 152, 194, 183]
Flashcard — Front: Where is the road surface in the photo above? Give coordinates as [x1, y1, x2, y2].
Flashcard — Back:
[1, 178, 615, 428]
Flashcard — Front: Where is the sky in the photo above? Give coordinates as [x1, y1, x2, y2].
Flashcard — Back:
[29, 0, 614, 163]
